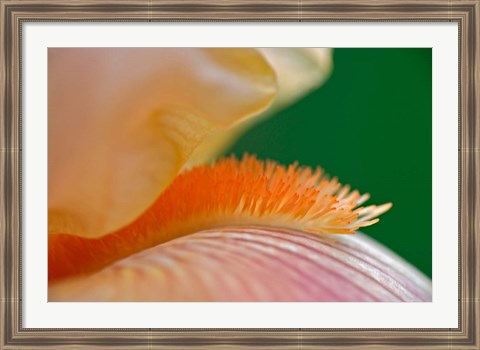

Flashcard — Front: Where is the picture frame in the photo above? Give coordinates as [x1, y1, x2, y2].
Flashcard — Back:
[1, 0, 478, 348]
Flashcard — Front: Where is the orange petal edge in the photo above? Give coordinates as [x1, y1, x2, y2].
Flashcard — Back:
[49, 154, 392, 282]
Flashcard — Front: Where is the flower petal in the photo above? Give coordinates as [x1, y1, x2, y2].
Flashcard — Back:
[49, 227, 431, 302]
[260, 48, 333, 108]
[187, 48, 333, 166]
[48, 48, 277, 238]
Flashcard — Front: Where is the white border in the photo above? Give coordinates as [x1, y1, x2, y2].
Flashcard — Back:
[23, 23, 458, 328]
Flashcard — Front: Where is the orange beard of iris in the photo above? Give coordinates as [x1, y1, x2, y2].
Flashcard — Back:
[49, 154, 391, 282]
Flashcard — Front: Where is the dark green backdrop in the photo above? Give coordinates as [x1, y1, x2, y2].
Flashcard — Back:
[226, 48, 432, 278]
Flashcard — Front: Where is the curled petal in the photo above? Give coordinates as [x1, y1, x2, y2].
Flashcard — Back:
[259, 48, 333, 108]
[187, 48, 333, 166]
[49, 227, 431, 302]
[48, 48, 277, 238]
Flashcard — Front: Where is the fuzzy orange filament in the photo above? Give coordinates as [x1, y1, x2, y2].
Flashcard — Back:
[49, 154, 391, 282]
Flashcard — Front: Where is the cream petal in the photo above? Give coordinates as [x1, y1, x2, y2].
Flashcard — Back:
[49, 227, 431, 302]
[260, 48, 333, 108]
[187, 48, 333, 166]
[48, 48, 277, 237]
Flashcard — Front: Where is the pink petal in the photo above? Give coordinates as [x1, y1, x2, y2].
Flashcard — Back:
[49, 227, 431, 302]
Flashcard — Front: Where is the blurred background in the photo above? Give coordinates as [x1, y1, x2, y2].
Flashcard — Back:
[225, 48, 432, 278]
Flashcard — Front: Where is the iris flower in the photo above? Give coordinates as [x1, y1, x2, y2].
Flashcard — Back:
[48, 48, 432, 302]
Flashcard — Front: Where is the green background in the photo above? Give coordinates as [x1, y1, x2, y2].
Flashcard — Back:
[226, 48, 432, 278]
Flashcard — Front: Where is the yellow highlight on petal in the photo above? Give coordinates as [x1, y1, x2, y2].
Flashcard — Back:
[187, 48, 333, 167]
